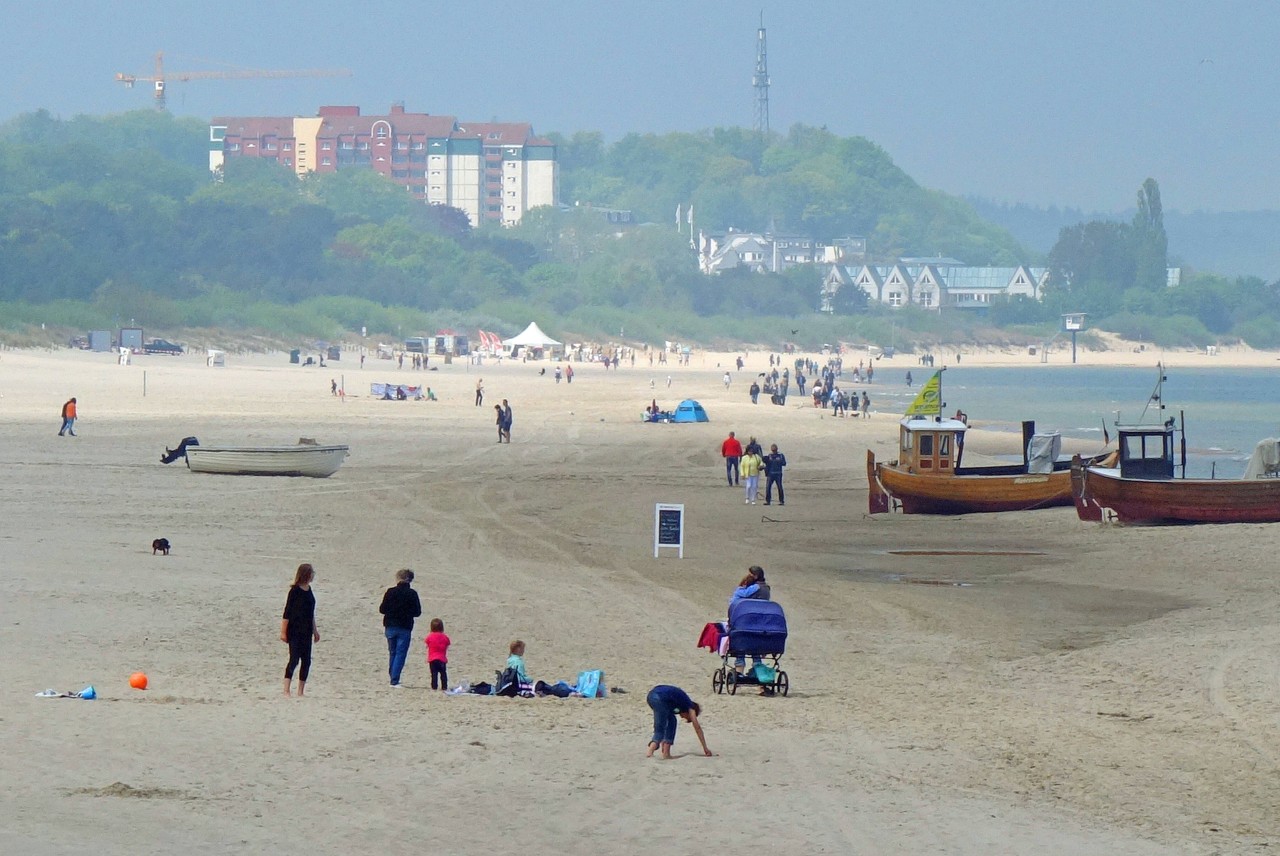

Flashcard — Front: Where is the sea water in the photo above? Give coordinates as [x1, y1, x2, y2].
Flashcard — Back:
[861, 363, 1280, 479]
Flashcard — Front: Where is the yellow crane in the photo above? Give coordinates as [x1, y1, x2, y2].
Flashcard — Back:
[115, 52, 352, 111]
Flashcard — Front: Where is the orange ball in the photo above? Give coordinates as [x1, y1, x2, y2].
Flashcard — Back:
[129, 672, 149, 690]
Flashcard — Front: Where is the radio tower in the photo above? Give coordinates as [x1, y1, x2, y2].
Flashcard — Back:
[753, 14, 771, 137]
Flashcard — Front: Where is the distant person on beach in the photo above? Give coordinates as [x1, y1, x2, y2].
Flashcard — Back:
[281, 563, 319, 697]
[906, 371, 913, 387]
[763, 444, 787, 506]
[58, 397, 77, 436]
[721, 431, 742, 486]
[475, 378, 484, 406]
[424, 618, 451, 691]
[749, 380, 760, 404]
[723, 371, 732, 389]
[739, 446, 763, 505]
[645, 685, 712, 759]
[861, 391, 871, 419]
[501, 399, 513, 443]
[495, 404, 506, 442]
[379, 569, 422, 688]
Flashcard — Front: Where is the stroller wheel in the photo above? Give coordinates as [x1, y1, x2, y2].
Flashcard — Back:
[776, 670, 789, 697]
[712, 670, 725, 695]
[726, 670, 738, 695]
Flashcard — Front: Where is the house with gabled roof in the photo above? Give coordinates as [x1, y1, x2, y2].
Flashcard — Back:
[821, 257, 1053, 313]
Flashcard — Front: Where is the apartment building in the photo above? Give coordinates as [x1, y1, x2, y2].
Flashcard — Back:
[209, 104, 557, 227]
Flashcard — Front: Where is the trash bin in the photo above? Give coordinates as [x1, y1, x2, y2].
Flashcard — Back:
[290, 349, 301, 364]
[327, 345, 341, 361]
[1028, 346, 1037, 356]
[444, 354, 453, 365]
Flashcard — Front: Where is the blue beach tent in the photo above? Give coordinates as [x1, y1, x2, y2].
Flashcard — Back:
[672, 399, 709, 423]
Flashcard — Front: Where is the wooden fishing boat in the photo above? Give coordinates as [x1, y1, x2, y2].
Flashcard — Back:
[1071, 422, 1280, 524]
[185, 443, 349, 478]
[868, 417, 1074, 515]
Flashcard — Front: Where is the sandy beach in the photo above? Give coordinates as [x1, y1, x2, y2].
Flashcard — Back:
[1, 342, 1278, 855]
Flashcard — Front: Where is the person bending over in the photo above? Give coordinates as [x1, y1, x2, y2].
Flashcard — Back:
[646, 685, 712, 759]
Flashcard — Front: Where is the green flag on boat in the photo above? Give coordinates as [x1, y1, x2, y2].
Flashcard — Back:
[904, 370, 943, 417]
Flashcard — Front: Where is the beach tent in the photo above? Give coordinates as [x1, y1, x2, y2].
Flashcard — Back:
[502, 322, 562, 352]
[672, 399, 709, 423]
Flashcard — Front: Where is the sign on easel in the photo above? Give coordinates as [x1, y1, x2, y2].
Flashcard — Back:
[654, 503, 685, 558]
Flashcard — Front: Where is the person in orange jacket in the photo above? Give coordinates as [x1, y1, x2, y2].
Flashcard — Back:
[59, 397, 77, 436]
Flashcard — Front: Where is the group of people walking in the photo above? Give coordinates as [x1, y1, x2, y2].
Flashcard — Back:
[720, 431, 787, 506]
[280, 564, 451, 696]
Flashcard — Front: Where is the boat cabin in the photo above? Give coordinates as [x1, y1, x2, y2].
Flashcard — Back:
[1116, 420, 1176, 480]
[897, 417, 968, 474]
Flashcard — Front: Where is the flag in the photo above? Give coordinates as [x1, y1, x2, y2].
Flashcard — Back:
[1101, 418, 1111, 445]
[676, 204, 682, 227]
[904, 371, 943, 417]
[687, 204, 694, 224]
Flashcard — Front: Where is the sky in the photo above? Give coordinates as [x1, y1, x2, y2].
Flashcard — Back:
[4, 0, 1277, 214]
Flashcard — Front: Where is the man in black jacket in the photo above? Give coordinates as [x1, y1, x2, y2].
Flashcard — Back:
[762, 444, 787, 506]
[380, 569, 422, 687]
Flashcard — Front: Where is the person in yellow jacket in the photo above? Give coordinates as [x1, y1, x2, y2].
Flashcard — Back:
[739, 448, 763, 505]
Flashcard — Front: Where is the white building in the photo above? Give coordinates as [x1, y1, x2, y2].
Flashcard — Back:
[822, 257, 1048, 312]
[699, 230, 866, 274]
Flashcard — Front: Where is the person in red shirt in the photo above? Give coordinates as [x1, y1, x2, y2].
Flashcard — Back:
[424, 618, 451, 691]
[721, 431, 743, 487]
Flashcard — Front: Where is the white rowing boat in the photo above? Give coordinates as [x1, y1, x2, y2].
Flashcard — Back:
[185, 444, 349, 478]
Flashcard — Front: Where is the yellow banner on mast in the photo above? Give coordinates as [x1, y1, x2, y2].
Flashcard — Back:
[904, 370, 943, 417]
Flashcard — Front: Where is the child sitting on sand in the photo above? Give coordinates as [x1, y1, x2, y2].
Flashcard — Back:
[425, 618, 451, 691]
[506, 640, 530, 684]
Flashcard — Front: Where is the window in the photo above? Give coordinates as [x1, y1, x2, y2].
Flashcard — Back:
[357, 142, 369, 150]
[396, 142, 408, 150]
[283, 142, 293, 151]
[264, 143, 277, 151]
[920, 293, 933, 308]
[228, 143, 241, 151]
[341, 142, 353, 150]
[375, 126, 388, 138]
[321, 157, 331, 165]
[283, 158, 293, 166]
[412, 142, 425, 150]
[322, 142, 332, 150]
[506, 205, 516, 211]
[888, 292, 902, 307]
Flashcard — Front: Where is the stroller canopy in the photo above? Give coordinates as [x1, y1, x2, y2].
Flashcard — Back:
[727, 599, 787, 656]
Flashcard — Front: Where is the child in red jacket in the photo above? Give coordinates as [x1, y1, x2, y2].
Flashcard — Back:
[424, 619, 451, 691]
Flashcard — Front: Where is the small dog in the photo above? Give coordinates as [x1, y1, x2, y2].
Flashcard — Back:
[151, 538, 170, 556]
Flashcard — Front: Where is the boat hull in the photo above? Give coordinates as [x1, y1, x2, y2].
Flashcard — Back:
[185, 445, 349, 478]
[1072, 465, 1280, 524]
[869, 450, 1073, 515]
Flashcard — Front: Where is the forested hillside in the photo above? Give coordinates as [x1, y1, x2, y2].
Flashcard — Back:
[1, 110, 1276, 349]
[0, 111, 1029, 342]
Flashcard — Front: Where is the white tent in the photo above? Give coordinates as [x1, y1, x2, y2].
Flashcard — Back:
[502, 322, 561, 348]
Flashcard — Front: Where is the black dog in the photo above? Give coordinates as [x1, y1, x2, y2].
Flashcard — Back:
[152, 538, 170, 556]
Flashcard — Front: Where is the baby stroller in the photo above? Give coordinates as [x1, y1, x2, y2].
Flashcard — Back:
[711, 599, 789, 696]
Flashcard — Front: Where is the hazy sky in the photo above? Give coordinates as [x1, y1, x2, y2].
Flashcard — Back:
[4, 1, 1276, 213]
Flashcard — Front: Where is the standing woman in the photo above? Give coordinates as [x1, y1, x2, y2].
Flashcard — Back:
[379, 568, 422, 687]
[645, 685, 713, 759]
[281, 563, 320, 697]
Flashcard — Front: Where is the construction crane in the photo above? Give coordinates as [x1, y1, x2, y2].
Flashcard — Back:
[115, 52, 352, 111]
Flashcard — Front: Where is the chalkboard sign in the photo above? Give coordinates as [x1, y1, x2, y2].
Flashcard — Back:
[653, 503, 685, 558]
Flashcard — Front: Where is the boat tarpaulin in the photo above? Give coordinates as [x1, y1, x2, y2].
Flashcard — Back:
[1026, 432, 1062, 474]
[1241, 438, 1280, 479]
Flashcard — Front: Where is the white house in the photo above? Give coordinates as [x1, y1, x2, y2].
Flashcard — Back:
[821, 257, 1049, 312]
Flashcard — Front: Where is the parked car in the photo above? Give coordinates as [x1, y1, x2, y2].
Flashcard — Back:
[144, 338, 184, 355]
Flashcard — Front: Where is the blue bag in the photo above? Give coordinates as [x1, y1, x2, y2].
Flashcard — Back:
[575, 669, 606, 698]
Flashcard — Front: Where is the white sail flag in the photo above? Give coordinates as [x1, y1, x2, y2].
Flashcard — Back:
[687, 204, 694, 224]
[676, 204, 682, 227]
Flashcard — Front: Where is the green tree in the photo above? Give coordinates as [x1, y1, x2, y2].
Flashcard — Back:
[1132, 178, 1168, 291]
